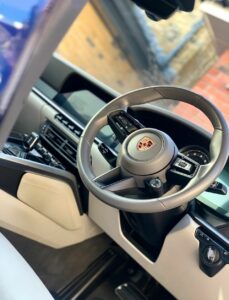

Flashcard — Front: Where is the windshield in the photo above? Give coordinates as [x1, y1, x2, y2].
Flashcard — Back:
[55, 0, 228, 133]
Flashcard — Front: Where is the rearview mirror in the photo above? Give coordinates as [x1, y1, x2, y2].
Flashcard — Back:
[129, 0, 195, 20]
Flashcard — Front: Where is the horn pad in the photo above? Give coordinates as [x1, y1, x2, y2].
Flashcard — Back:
[119, 128, 177, 176]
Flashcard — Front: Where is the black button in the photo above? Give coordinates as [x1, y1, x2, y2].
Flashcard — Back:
[43, 153, 52, 162]
[222, 250, 229, 263]
[223, 250, 229, 257]
[35, 145, 42, 153]
[145, 177, 164, 197]
[115, 122, 126, 135]
[196, 229, 205, 240]
[99, 144, 109, 155]
[40, 148, 49, 156]
[174, 158, 194, 174]
[178, 161, 187, 168]
[126, 125, 137, 134]
[98, 143, 117, 167]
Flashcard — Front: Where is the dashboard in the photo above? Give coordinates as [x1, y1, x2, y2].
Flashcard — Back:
[11, 80, 227, 221]
[3, 62, 228, 227]
[0, 52, 227, 289]
[1, 59, 228, 282]
[35, 83, 212, 170]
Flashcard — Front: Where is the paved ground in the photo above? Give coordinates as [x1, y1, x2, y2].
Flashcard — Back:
[172, 50, 229, 132]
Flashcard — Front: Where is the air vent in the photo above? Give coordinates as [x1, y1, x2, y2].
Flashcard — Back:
[55, 113, 83, 138]
[41, 122, 77, 165]
[44, 125, 64, 148]
[62, 140, 77, 163]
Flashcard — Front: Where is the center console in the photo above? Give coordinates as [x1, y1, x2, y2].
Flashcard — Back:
[3, 107, 85, 172]
[0, 117, 84, 213]
[3, 131, 65, 170]
[40, 117, 80, 168]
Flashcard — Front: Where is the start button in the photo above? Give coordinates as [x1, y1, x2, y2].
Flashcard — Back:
[203, 245, 220, 264]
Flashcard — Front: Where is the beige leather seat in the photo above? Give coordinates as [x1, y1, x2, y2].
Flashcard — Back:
[0, 233, 53, 300]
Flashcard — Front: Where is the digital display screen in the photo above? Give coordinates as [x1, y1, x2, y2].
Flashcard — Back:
[53, 90, 117, 148]
[60, 90, 105, 125]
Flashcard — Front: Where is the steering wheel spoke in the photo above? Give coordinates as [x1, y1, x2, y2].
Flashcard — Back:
[187, 163, 210, 186]
[93, 166, 137, 193]
[108, 110, 144, 143]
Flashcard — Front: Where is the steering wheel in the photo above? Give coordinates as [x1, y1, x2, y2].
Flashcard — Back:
[77, 86, 229, 213]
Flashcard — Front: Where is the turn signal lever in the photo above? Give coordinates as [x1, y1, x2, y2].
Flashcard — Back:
[206, 181, 227, 195]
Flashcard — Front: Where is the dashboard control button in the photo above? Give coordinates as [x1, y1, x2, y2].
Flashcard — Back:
[196, 229, 206, 241]
[43, 153, 52, 162]
[39, 148, 47, 155]
[223, 250, 229, 261]
[62, 119, 69, 126]
[98, 143, 117, 167]
[126, 124, 137, 134]
[54, 114, 83, 137]
[173, 158, 194, 174]
[195, 227, 227, 277]
[23, 132, 39, 151]
[56, 114, 63, 121]
[203, 246, 220, 264]
[68, 124, 75, 131]
[35, 142, 42, 152]
[145, 177, 164, 197]
[108, 110, 143, 143]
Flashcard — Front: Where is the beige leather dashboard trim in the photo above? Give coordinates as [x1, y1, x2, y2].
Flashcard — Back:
[17, 173, 81, 230]
[0, 189, 101, 248]
[89, 194, 229, 300]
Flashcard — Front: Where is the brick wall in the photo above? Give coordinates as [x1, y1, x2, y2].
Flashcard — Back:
[172, 50, 229, 132]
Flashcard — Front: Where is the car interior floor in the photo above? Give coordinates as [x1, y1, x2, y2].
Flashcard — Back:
[0, 228, 175, 300]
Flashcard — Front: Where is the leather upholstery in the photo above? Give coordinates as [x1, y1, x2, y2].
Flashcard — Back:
[0, 233, 53, 300]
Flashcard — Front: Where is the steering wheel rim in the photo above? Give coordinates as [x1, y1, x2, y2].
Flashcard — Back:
[77, 86, 229, 213]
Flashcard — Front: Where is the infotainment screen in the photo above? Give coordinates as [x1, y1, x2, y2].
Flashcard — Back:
[62, 90, 106, 124]
[53, 90, 117, 147]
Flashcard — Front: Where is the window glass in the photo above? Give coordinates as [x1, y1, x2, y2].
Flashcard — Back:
[56, 0, 228, 132]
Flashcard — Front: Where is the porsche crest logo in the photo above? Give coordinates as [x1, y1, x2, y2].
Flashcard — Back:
[137, 136, 155, 151]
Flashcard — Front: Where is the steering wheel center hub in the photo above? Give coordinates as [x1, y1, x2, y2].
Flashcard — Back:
[127, 132, 162, 160]
[120, 128, 178, 176]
